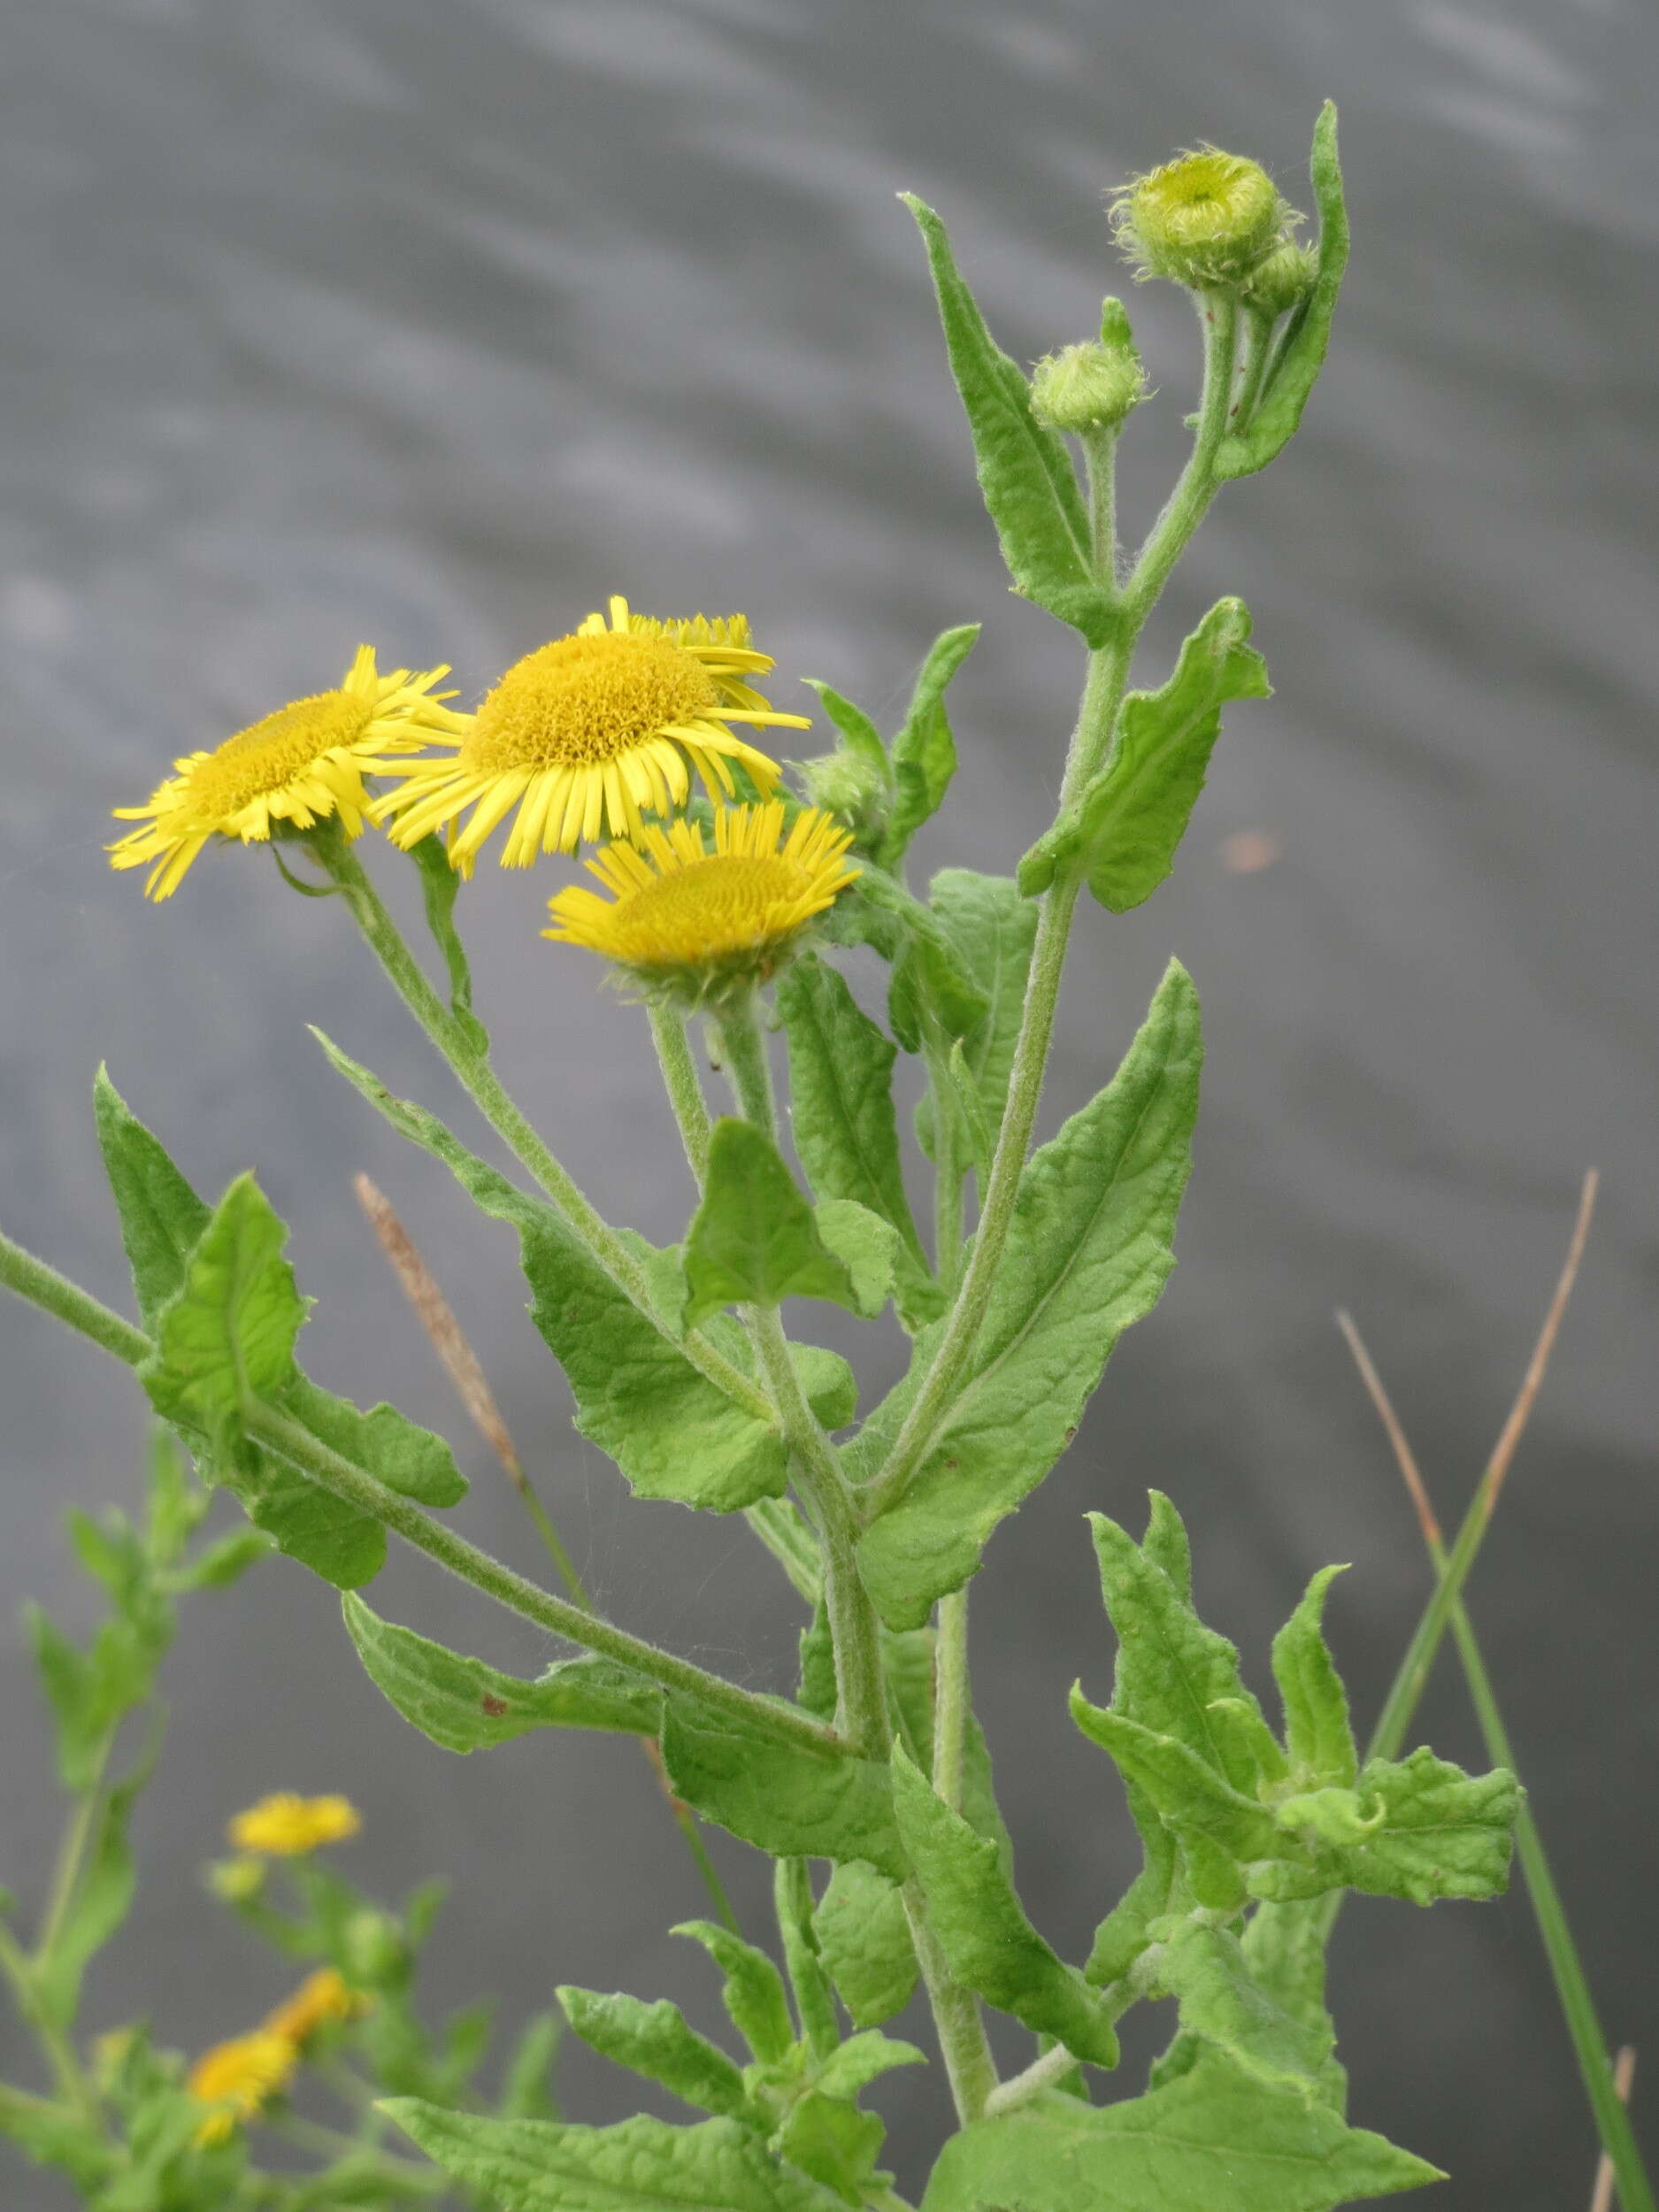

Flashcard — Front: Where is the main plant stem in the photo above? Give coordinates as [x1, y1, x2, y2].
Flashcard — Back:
[933, 1590, 971, 1815]
[715, 995, 887, 1760]
[0, 1228, 839, 1762]
[308, 832, 773, 1430]
[866, 293, 1239, 1523]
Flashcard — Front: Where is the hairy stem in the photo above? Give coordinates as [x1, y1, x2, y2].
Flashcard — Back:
[308, 832, 774, 1429]
[0, 1920, 97, 2124]
[35, 1728, 119, 1962]
[715, 994, 887, 1758]
[866, 299, 1239, 1524]
[902, 1880, 998, 2124]
[0, 1225, 841, 1760]
[649, 1004, 713, 1183]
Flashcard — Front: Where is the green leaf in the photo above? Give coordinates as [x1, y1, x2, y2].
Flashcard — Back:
[918, 2047, 1440, 2211]
[882, 626, 979, 864]
[409, 832, 489, 1056]
[1216, 103, 1349, 480]
[813, 1863, 918, 2028]
[1240, 1901, 1348, 2113]
[660, 1697, 905, 1878]
[1259, 1750, 1519, 1909]
[813, 2030, 926, 2100]
[35, 1757, 150, 2029]
[557, 1988, 751, 2122]
[777, 957, 928, 1277]
[1018, 600, 1270, 911]
[904, 196, 1114, 646]
[813, 1201, 900, 1322]
[1271, 1567, 1357, 1788]
[801, 682, 890, 779]
[890, 1746, 1118, 2068]
[498, 2010, 564, 2122]
[141, 1175, 304, 1448]
[0, 2085, 116, 2191]
[385, 2101, 849, 2212]
[775, 2094, 886, 2207]
[828, 864, 988, 1050]
[315, 1032, 792, 1513]
[685, 1121, 861, 1325]
[794, 1346, 859, 1432]
[1141, 1488, 1192, 1601]
[93, 1068, 210, 1328]
[1087, 1507, 1266, 1793]
[170, 1527, 274, 1590]
[287, 1380, 467, 1509]
[673, 1922, 795, 2066]
[25, 1607, 149, 1791]
[925, 871, 1036, 1148]
[342, 1594, 660, 1752]
[1151, 1922, 1335, 2106]
[1083, 1785, 1181, 1988]
[857, 962, 1202, 1629]
[218, 1440, 386, 1590]
[1070, 1696, 1279, 1871]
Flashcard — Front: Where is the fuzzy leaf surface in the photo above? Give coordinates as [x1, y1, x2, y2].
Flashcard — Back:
[891, 1747, 1118, 2067]
[1151, 1922, 1336, 2107]
[1216, 104, 1349, 479]
[778, 958, 928, 1279]
[813, 1863, 918, 2027]
[924, 871, 1038, 1147]
[661, 1697, 904, 1878]
[883, 625, 979, 864]
[342, 1594, 660, 1751]
[918, 2049, 1440, 2211]
[905, 197, 1113, 644]
[557, 1988, 751, 2121]
[1018, 600, 1270, 911]
[673, 1923, 795, 2066]
[857, 963, 1201, 1628]
[141, 1175, 303, 1448]
[409, 831, 490, 1055]
[94, 1068, 211, 1327]
[1258, 1750, 1519, 1907]
[1271, 1567, 1357, 1788]
[685, 1121, 861, 1325]
[386, 2101, 849, 2212]
[812, 1201, 900, 1322]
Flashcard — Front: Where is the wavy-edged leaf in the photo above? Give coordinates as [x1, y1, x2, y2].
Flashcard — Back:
[813, 1864, 918, 2028]
[557, 1988, 751, 2122]
[685, 1121, 860, 1325]
[660, 1697, 904, 1879]
[857, 963, 1201, 1628]
[918, 2047, 1440, 2211]
[883, 626, 979, 864]
[141, 1175, 303, 1448]
[1271, 1566, 1356, 1788]
[905, 196, 1114, 644]
[673, 1923, 795, 2066]
[1019, 600, 1270, 911]
[342, 1594, 660, 1752]
[891, 1747, 1118, 2068]
[386, 2101, 849, 2212]
[409, 832, 490, 1056]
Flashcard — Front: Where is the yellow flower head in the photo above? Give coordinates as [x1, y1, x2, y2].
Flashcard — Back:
[188, 2030, 296, 2146]
[228, 1793, 361, 1857]
[264, 1967, 366, 2047]
[373, 596, 810, 874]
[110, 648, 466, 900]
[545, 801, 857, 998]
[1110, 147, 1291, 290]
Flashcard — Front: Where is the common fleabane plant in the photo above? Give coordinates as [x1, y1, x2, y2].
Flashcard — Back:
[0, 107, 1541, 2208]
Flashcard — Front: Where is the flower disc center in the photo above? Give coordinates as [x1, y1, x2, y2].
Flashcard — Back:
[469, 632, 720, 773]
[190, 691, 374, 816]
[608, 853, 808, 962]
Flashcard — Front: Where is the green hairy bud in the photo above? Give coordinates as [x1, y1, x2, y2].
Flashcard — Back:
[795, 744, 889, 834]
[1111, 145, 1291, 289]
[1030, 328, 1146, 435]
[1243, 234, 1319, 319]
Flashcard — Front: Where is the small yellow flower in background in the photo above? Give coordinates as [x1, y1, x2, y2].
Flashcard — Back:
[545, 801, 857, 996]
[188, 2029, 296, 2146]
[373, 596, 810, 872]
[109, 647, 466, 900]
[228, 1792, 361, 1856]
[264, 1967, 366, 2047]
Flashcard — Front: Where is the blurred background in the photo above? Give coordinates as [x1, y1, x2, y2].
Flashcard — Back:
[3, 0, 1655, 2202]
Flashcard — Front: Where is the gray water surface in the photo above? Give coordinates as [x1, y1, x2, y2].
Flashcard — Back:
[3, 2, 1656, 2203]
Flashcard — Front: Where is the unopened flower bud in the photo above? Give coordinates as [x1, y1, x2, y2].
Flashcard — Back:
[208, 1855, 267, 1903]
[1030, 336, 1145, 436]
[1241, 235, 1318, 319]
[342, 1907, 405, 1985]
[1111, 147, 1290, 290]
[795, 748, 888, 834]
